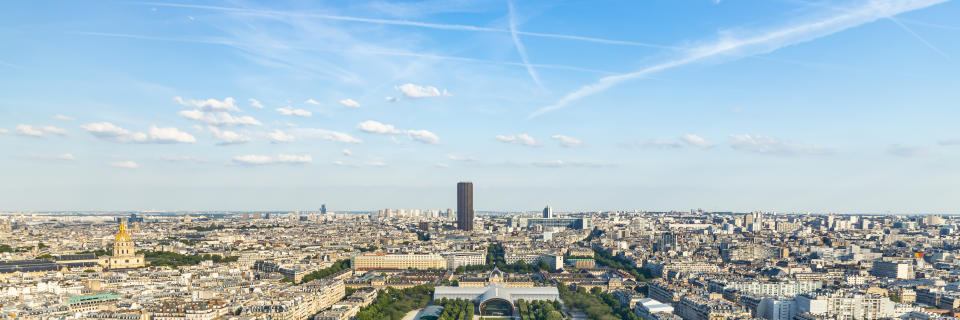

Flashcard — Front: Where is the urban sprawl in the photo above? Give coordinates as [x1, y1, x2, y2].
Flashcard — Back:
[1, 182, 957, 320]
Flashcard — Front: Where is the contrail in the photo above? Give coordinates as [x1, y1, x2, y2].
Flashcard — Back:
[528, 0, 948, 118]
[888, 17, 951, 60]
[72, 31, 617, 75]
[507, 0, 542, 89]
[135, 2, 678, 50]
[787, 0, 950, 60]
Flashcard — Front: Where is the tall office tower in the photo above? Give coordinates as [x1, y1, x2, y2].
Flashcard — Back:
[457, 182, 474, 231]
[542, 205, 553, 218]
[321, 204, 327, 215]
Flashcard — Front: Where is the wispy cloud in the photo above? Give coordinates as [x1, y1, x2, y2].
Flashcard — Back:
[15, 124, 68, 137]
[136, 2, 676, 49]
[939, 139, 960, 146]
[208, 126, 251, 145]
[53, 114, 75, 121]
[277, 106, 312, 117]
[507, 0, 542, 89]
[81, 122, 196, 144]
[888, 144, 932, 157]
[551, 134, 583, 148]
[266, 129, 295, 143]
[291, 128, 362, 144]
[529, 0, 948, 118]
[531, 160, 615, 168]
[620, 139, 684, 149]
[495, 133, 541, 147]
[339, 98, 360, 108]
[680, 134, 714, 149]
[108, 160, 140, 169]
[175, 96, 261, 126]
[357, 120, 439, 144]
[729, 134, 831, 155]
[395, 83, 450, 99]
[249, 98, 264, 109]
[232, 154, 312, 165]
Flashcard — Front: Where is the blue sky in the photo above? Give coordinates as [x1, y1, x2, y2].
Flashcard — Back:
[1, 0, 958, 213]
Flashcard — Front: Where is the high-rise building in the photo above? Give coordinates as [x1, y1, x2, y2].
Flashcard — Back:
[457, 182, 474, 231]
[542, 205, 553, 218]
[321, 204, 327, 215]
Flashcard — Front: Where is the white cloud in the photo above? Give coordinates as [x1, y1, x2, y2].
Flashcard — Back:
[267, 129, 296, 143]
[276, 106, 312, 117]
[108, 161, 139, 169]
[148, 126, 197, 143]
[385, 96, 397, 102]
[249, 98, 264, 109]
[888, 144, 932, 157]
[729, 134, 830, 155]
[81, 122, 141, 142]
[406, 129, 439, 144]
[339, 98, 360, 108]
[173, 96, 238, 112]
[54, 114, 75, 121]
[15, 124, 67, 137]
[59, 153, 76, 160]
[0, 128, 7, 134]
[680, 134, 714, 148]
[357, 120, 438, 144]
[81, 122, 194, 144]
[178, 109, 262, 126]
[208, 126, 251, 145]
[333, 160, 345, 166]
[395, 83, 450, 98]
[305, 99, 321, 105]
[495, 133, 540, 146]
[357, 120, 401, 134]
[530, 0, 948, 118]
[551, 134, 583, 148]
[434, 163, 449, 168]
[293, 128, 362, 144]
[232, 154, 312, 165]
[342, 149, 353, 156]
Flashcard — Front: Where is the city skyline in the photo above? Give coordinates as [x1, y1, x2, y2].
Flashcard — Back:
[2, 0, 960, 212]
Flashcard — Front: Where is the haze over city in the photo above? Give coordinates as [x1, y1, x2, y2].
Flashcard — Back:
[2, 0, 959, 213]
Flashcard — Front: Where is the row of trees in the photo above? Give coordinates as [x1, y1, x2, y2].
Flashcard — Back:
[558, 283, 640, 320]
[0, 244, 44, 253]
[592, 248, 652, 282]
[516, 299, 563, 320]
[140, 251, 239, 267]
[300, 259, 351, 283]
[434, 298, 474, 320]
[355, 285, 434, 320]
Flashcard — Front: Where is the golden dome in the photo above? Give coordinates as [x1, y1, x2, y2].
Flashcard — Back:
[115, 222, 132, 243]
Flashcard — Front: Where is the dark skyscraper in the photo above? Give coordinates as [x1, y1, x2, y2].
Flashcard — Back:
[457, 182, 474, 231]
[321, 204, 327, 215]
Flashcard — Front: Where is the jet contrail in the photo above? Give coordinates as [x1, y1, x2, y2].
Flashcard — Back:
[528, 0, 948, 118]
[72, 31, 617, 75]
[135, 2, 678, 50]
[507, 0, 542, 89]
